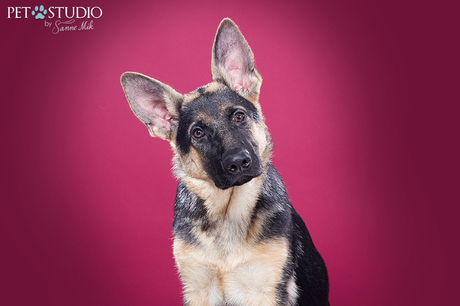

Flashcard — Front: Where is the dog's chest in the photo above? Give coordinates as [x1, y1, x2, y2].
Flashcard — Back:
[173, 234, 289, 305]
[172, 179, 291, 305]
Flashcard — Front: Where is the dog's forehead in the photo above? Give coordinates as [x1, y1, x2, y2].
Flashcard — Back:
[181, 82, 257, 124]
[182, 82, 224, 105]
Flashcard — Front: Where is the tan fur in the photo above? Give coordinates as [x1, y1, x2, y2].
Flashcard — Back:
[182, 82, 225, 106]
[174, 236, 289, 306]
[183, 91, 202, 105]
[286, 275, 299, 306]
[173, 146, 211, 184]
[195, 112, 216, 128]
[203, 81, 225, 94]
[252, 120, 272, 167]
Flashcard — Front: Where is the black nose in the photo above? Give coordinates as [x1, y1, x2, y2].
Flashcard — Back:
[223, 149, 252, 175]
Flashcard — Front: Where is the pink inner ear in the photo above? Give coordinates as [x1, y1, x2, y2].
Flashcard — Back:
[150, 100, 174, 130]
[225, 49, 249, 92]
[135, 92, 175, 130]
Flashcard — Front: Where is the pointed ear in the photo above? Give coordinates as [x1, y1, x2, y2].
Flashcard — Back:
[120, 72, 183, 141]
[211, 18, 262, 100]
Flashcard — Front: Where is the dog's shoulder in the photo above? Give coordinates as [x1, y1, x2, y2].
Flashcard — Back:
[255, 164, 330, 305]
[172, 180, 209, 244]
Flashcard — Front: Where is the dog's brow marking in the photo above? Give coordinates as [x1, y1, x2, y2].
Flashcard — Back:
[195, 112, 214, 125]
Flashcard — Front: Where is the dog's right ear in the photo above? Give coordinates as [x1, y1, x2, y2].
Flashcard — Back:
[121, 72, 183, 141]
[211, 18, 262, 101]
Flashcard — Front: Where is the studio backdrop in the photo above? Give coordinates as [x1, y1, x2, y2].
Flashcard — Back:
[1, 1, 457, 305]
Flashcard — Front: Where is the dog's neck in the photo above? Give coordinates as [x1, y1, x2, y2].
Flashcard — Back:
[177, 172, 266, 255]
[179, 172, 264, 222]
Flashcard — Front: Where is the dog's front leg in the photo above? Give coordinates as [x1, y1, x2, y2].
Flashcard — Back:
[174, 240, 224, 306]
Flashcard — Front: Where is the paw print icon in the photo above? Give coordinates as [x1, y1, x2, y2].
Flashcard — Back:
[31, 5, 47, 20]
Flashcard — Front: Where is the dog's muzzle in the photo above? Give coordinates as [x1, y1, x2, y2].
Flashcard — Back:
[218, 147, 263, 189]
[223, 148, 253, 175]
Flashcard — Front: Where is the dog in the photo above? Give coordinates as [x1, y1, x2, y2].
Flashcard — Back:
[121, 18, 329, 306]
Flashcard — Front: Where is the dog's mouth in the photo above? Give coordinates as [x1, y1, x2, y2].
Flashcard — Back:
[214, 161, 263, 190]
[214, 174, 262, 190]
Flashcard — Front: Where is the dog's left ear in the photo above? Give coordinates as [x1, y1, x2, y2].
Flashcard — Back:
[120, 72, 183, 141]
[211, 18, 262, 100]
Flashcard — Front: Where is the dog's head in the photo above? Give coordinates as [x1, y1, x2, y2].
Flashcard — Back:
[121, 18, 271, 190]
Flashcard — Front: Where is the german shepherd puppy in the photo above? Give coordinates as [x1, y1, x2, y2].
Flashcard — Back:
[121, 18, 329, 306]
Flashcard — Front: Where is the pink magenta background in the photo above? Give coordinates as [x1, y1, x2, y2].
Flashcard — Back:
[1, 0, 458, 305]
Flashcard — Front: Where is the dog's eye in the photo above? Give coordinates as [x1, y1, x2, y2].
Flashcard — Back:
[192, 127, 205, 139]
[234, 111, 245, 123]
